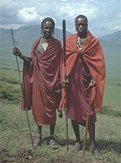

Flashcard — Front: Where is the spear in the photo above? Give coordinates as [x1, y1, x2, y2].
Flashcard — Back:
[62, 19, 69, 151]
[82, 88, 92, 156]
[11, 28, 34, 149]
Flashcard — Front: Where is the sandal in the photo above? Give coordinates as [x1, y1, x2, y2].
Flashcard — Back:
[89, 145, 100, 156]
[73, 142, 81, 152]
[49, 139, 59, 150]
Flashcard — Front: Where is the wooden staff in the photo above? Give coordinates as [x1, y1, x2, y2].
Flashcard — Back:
[11, 28, 34, 149]
[62, 19, 69, 151]
[82, 88, 93, 156]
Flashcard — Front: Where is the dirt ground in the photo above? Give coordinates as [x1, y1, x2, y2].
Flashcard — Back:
[0, 147, 77, 163]
[0, 147, 34, 163]
[0, 147, 99, 163]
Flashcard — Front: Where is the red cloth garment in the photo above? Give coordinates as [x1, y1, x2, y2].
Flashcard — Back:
[21, 37, 62, 126]
[60, 31, 105, 125]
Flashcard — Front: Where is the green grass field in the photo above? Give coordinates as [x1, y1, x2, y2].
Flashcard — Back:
[0, 68, 121, 163]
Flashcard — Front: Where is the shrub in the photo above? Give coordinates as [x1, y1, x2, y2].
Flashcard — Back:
[0, 82, 21, 103]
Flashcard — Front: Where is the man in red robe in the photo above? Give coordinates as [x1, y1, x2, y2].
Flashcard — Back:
[60, 15, 105, 153]
[13, 17, 62, 148]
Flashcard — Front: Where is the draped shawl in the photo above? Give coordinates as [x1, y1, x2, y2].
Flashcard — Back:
[60, 32, 105, 113]
[21, 37, 62, 125]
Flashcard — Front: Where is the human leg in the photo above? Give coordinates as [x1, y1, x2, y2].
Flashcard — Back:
[71, 120, 81, 151]
[37, 125, 42, 134]
[71, 120, 81, 143]
[34, 126, 42, 147]
[49, 123, 59, 149]
[50, 123, 55, 137]
[88, 123, 96, 153]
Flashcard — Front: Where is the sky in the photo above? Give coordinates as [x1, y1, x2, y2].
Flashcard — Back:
[0, 0, 121, 37]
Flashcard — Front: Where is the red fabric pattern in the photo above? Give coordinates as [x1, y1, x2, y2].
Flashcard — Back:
[21, 37, 62, 126]
[60, 31, 105, 113]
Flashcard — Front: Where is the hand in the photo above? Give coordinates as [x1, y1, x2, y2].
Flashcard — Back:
[58, 110, 63, 118]
[55, 83, 61, 94]
[86, 78, 96, 89]
[13, 47, 21, 57]
[62, 79, 69, 88]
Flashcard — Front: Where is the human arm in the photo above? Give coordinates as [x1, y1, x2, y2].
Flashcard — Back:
[13, 47, 30, 63]
[54, 81, 63, 118]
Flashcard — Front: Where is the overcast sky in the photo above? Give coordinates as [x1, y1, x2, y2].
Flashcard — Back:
[0, 0, 121, 37]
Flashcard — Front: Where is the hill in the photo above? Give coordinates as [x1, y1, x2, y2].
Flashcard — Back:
[100, 31, 121, 46]
[99, 40, 121, 81]
[0, 25, 71, 69]
[0, 25, 71, 56]
[0, 26, 121, 81]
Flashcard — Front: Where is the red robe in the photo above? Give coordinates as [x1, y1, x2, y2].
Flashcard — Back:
[60, 31, 105, 125]
[21, 37, 62, 126]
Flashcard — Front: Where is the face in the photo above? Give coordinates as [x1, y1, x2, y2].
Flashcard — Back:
[42, 21, 54, 39]
[75, 17, 88, 36]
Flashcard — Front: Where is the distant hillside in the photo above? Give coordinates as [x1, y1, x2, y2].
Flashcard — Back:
[98, 30, 121, 81]
[100, 31, 121, 46]
[0, 26, 121, 81]
[99, 40, 121, 81]
[0, 25, 71, 56]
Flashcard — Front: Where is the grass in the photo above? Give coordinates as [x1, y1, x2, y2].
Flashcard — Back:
[0, 68, 121, 162]
[0, 101, 121, 163]
[103, 81, 121, 111]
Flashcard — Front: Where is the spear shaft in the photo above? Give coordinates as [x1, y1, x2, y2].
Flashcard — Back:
[62, 19, 69, 151]
[11, 28, 21, 77]
[82, 88, 92, 156]
[11, 28, 34, 149]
